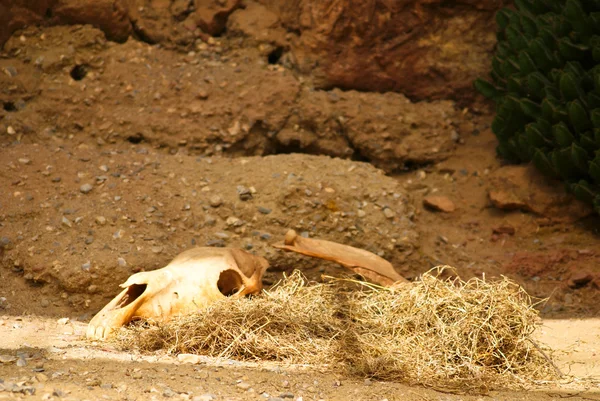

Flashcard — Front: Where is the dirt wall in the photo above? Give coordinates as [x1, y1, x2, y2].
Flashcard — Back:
[0, 0, 509, 102]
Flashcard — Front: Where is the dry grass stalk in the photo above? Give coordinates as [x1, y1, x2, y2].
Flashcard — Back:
[115, 268, 557, 390]
[115, 271, 345, 365]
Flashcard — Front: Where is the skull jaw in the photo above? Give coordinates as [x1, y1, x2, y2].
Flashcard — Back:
[87, 248, 268, 340]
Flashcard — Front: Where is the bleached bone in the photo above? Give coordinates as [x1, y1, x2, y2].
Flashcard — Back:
[273, 230, 408, 287]
[86, 247, 268, 340]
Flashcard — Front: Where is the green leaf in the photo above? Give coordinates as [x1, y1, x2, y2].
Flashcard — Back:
[508, 76, 526, 94]
[564, 0, 586, 24]
[501, 57, 521, 76]
[542, 97, 568, 123]
[558, 37, 589, 60]
[580, 132, 597, 149]
[549, 69, 562, 85]
[516, 132, 534, 161]
[591, 108, 600, 128]
[533, 148, 557, 177]
[474, 78, 502, 99]
[552, 122, 575, 147]
[491, 116, 508, 138]
[496, 141, 520, 162]
[525, 123, 551, 148]
[518, 51, 537, 74]
[520, 98, 541, 118]
[528, 38, 556, 71]
[506, 26, 529, 51]
[520, 14, 538, 37]
[591, 12, 600, 33]
[593, 196, 600, 215]
[538, 26, 558, 49]
[568, 99, 592, 132]
[590, 157, 600, 184]
[536, 118, 552, 137]
[586, 92, 600, 109]
[570, 180, 595, 203]
[496, 9, 514, 31]
[570, 142, 589, 173]
[564, 61, 586, 78]
[551, 148, 580, 180]
[527, 72, 549, 99]
[559, 71, 582, 101]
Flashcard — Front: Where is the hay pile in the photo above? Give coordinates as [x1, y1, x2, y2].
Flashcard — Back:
[116, 268, 557, 390]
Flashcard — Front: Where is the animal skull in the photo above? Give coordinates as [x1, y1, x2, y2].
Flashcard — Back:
[87, 247, 269, 340]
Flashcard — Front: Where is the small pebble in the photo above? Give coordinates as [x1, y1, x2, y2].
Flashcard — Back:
[258, 206, 272, 214]
[236, 382, 251, 390]
[193, 394, 216, 401]
[80, 183, 93, 194]
[0, 354, 17, 363]
[423, 195, 456, 213]
[237, 185, 253, 201]
[209, 195, 223, 207]
[95, 216, 107, 225]
[383, 208, 395, 219]
[151, 246, 164, 254]
[177, 354, 202, 364]
[18, 158, 31, 165]
[206, 239, 225, 247]
[61, 216, 72, 228]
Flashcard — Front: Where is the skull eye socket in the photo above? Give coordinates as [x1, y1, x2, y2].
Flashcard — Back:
[117, 283, 147, 308]
[217, 269, 244, 296]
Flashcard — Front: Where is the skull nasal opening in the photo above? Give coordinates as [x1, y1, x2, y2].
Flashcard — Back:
[217, 269, 244, 296]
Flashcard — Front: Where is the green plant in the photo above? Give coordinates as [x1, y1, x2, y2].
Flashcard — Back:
[475, 0, 600, 215]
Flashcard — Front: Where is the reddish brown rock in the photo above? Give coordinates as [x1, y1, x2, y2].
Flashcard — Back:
[257, 0, 509, 102]
[489, 190, 527, 210]
[51, 0, 131, 42]
[423, 195, 456, 213]
[488, 165, 593, 222]
[568, 271, 594, 289]
[492, 224, 515, 236]
[227, 2, 287, 47]
[0, 1, 53, 48]
[194, 0, 241, 36]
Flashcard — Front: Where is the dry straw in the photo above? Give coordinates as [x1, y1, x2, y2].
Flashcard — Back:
[115, 267, 557, 391]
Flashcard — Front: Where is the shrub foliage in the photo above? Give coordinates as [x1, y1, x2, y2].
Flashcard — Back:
[475, 0, 600, 214]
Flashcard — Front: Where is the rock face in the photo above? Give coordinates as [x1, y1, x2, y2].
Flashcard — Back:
[488, 165, 593, 222]
[51, 0, 132, 42]
[0, 0, 508, 102]
[1, 25, 459, 172]
[255, 0, 509, 102]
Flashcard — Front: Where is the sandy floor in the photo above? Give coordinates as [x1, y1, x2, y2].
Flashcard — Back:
[1, 315, 599, 401]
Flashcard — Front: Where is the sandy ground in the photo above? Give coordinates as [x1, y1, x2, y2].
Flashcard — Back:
[0, 315, 599, 401]
[2, 22, 600, 401]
